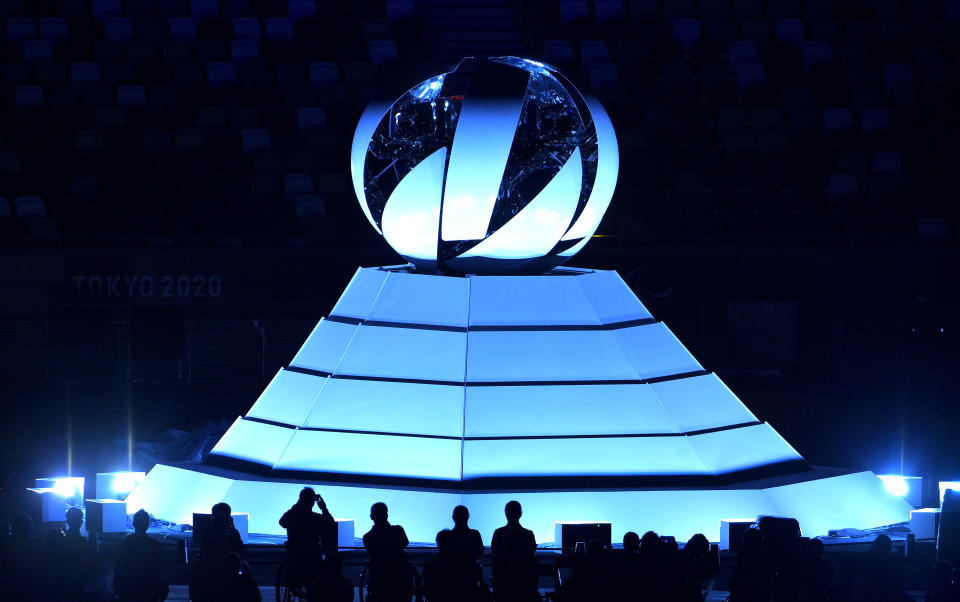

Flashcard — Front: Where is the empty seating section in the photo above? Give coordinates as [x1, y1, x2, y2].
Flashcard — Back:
[0, 0, 955, 240]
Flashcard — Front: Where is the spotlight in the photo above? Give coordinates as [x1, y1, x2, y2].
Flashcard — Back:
[36, 477, 84, 505]
[940, 481, 960, 504]
[877, 475, 922, 507]
[96, 471, 145, 500]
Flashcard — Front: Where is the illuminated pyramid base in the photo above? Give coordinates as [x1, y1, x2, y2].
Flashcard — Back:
[128, 266, 911, 541]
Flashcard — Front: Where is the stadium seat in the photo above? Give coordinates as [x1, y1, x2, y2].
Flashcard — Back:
[14, 196, 45, 220]
[72, 175, 102, 202]
[342, 62, 375, 88]
[230, 107, 259, 131]
[116, 84, 147, 110]
[92, 0, 122, 21]
[872, 152, 902, 176]
[296, 107, 326, 133]
[752, 107, 782, 130]
[361, 18, 391, 42]
[169, 17, 198, 42]
[580, 40, 612, 65]
[143, 130, 173, 153]
[6, 17, 36, 43]
[288, 0, 317, 21]
[96, 107, 126, 130]
[728, 41, 758, 67]
[560, 0, 590, 24]
[802, 41, 832, 70]
[368, 40, 398, 67]
[233, 17, 261, 40]
[162, 39, 192, 63]
[76, 129, 106, 153]
[23, 40, 53, 63]
[594, 0, 624, 24]
[308, 62, 339, 88]
[104, 63, 134, 86]
[543, 40, 576, 65]
[104, 17, 133, 42]
[715, 107, 746, 132]
[836, 152, 866, 176]
[150, 84, 181, 111]
[859, 108, 889, 134]
[38, 18, 68, 43]
[775, 18, 804, 49]
[241, 61, 271, 87]
[283, 173, 314, 202]
[36, 64, 67, 87]
[196, 106, 227, 130]
[173, 62, 204, 87]
[0, 198, 11, 220]
[264, 17, 293, 41]
[0, 152, 21, 174]
[222, 0, 252, 18]
[736, 63, 765, 92]
[241, 129, 271, 153]
[672, 18, 701, 52]
[252, 151, 283, 175]
[82, 86, 113, 110]
[386, 0, 415, 21]
[276, 62, 307, 86]
[823, 108, 854, 136]
[588, 62, 620, 91]
[295, 194, 326, 224]
[231, 40, 260, 64]
[190, 0, 219, 20]
[248, 173, 280, 202]
[286, 151, 318, 175]
[207, 62, 238, 90]
[828, 173, 859, 203]
[14, 85, 44, 111]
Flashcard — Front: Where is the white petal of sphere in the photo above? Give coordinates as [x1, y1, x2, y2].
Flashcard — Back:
[353, 56, 619, 274]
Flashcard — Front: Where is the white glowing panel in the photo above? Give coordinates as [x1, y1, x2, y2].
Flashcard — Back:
[382, 147, 446, 262]
[464, 383, 678, 436]
[351, 101, 391, 234]
[210, 417, 294, 467]
[246, 369, 328, 426]
[577, 270, 653, 324]
[290, 319, 359, 374]
[467, 271, 603, 326]
[562, 96, 619, 241]
[687, 424, 802, 474]
[95, 471, 146, 500]
[466, 329, 640, 382]
[304, 378, 463, 437]
[336, 325, 466, 382]
[329, 268, 388, 320]
[368, 270, 469, 327]
[649, 373, 758, 433]
[613, 323, 703, 379]
[441, 95, 525, 241]
[276, 430, 462, 480]
[460, 148, 582, 260]
[462, 436, 708, 478]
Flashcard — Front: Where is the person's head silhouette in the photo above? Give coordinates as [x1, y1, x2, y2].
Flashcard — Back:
[871, 533, 892, 556]
[370, 502, 389, 526]
[504, 500, 522, 525]
[133, 509, 150, 535]
[623, 531, 640, 555]
[436, 529, 454, 557]
[212, 502, 232, 529]
[65, 507, 83, 534]
[453, 505, 469, 528]
[11, 513, 33, 538]
[641, 531, 659, 554]
[299, 487, 316, 507]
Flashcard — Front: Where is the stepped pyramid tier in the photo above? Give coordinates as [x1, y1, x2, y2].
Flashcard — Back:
[126, 266, 912, 543]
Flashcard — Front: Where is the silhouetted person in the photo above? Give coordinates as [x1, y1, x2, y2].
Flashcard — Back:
[217, 552, 260, 602]
[424, 528, 487, 602]
[729, 528, 772, 602]
[677, 533, 715, 601]
[559, 538, 612, 602]
[191, 502, 247, 601]
[613, 531, 642, 601]
[0, 513, 40, 599]
[861, 534, 909, 602]
[362, 502, 410, 602]
[799, 538, 832, 602]
[279, 487, 337, 587]
[491, 500, 538, 602]
[308, 554, 354, 602]
[45, 506, 102, 601]
[927, 561, 960, 602]
[450, 505, 484, 566]
[113, 509, 168, 601]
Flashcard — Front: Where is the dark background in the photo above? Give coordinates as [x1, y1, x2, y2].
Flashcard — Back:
[0, 0, 958, 519]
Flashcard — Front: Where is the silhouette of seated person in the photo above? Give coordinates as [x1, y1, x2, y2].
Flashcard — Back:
[491, 500, 539, 602]
[729, 528, 772, 602]
[113, 509, 169, 602]
[218, 552, 261, 602]
[926, 560, 959, 602]
[559, 538, 613, 602]
[860, 533, 909, 602]
[43, 506, 101, 601]
[362, 502, 411, 602]
[308, 553, 354, 602]
[799, 538, 832, 602]
[0, 513, 40, 599]
[424, 529, 489, 602]
[279, 486, 337, 587]
[611, 531, 642, 601]
[190, 502, 247, 602]
[677, 533, 714, 602]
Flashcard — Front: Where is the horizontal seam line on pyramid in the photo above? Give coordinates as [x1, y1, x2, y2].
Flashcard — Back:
[282, 366, 710, 386]
[239, 416, 762, 439]
[324, 314, 657, 332]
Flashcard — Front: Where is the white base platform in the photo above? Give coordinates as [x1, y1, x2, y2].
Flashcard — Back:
[125, 463, 912, 544]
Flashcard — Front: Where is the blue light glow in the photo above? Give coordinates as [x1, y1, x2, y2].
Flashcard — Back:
[878, 475, 909, 497]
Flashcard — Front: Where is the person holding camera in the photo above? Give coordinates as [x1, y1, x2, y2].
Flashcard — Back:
[279, 487, 338, 589]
